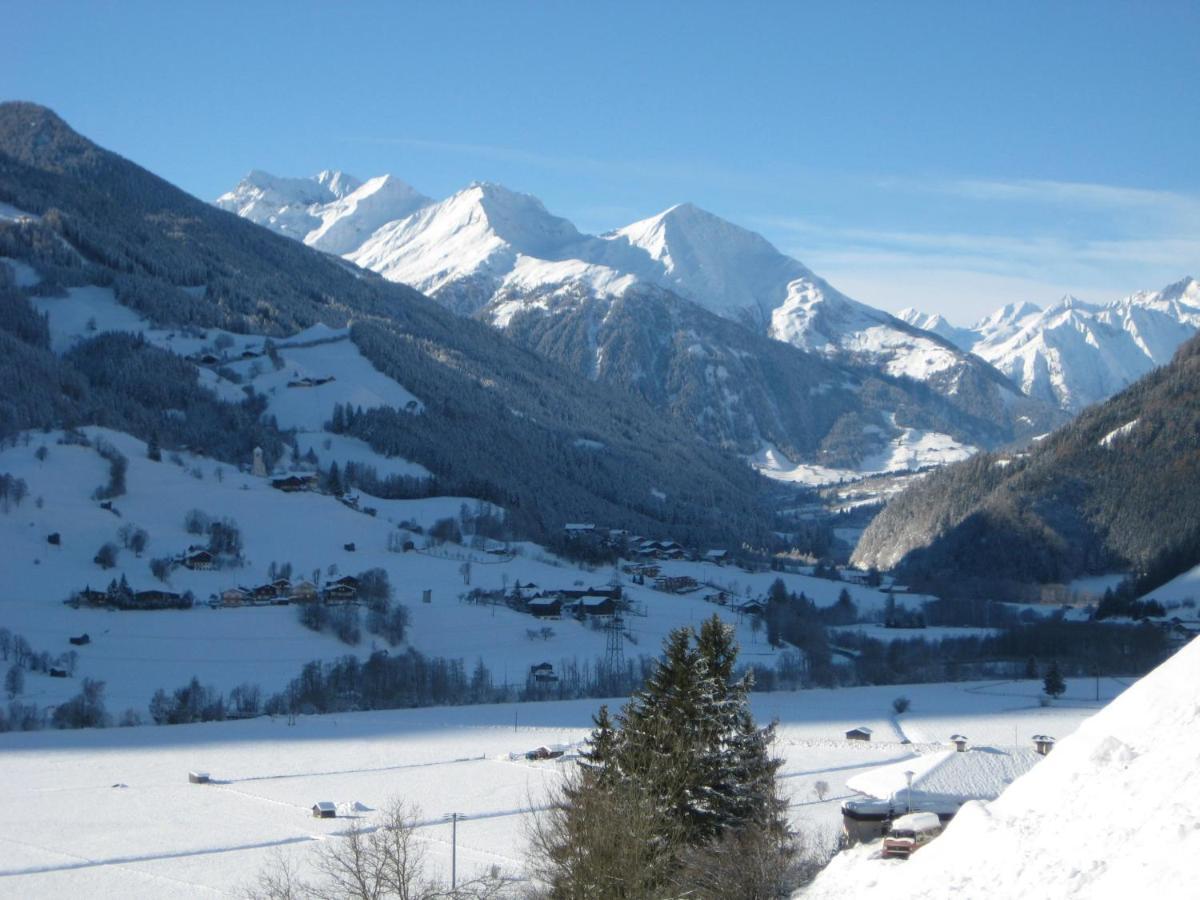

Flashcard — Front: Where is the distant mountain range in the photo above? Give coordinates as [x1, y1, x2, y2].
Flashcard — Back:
[901, 278, 1200, 412]
[218, 171, 1060, 479]
[221, 170, 1197, 426]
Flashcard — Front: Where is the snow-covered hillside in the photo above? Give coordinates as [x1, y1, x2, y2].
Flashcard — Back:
[905, 278, 1200, 411]
[802, 636, 1200, 899]
[3, 271, 932, 715]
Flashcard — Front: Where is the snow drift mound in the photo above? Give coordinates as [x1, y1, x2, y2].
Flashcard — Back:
[802, 637, 1200, 899]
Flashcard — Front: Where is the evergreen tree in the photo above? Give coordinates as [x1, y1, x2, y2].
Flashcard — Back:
[577, 704, 618, 776]
[540, 616, 789, 894]
[326, 461, 343, 496]
[1043, 660, 1066, 699]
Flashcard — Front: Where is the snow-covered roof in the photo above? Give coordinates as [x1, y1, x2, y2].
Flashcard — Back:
[847, 726, 873, 735]
[891, 811, 942, 833]
[847, 747, 1041, 810]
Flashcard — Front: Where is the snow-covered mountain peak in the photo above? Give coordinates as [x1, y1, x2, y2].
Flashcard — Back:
[1121, 275, 1200, 312]
[314, 169, 362, 199]
[454, 181, 584, 255]
[957, 278, 1200, 411]
[1046, 294, 1099, 315]
[304, 174, 432, 255]
[601, 201, 821, 327]
[973, 300, 1042, 334]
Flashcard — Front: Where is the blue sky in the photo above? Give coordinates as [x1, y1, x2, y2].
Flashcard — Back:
[4, 1, 1198, 322]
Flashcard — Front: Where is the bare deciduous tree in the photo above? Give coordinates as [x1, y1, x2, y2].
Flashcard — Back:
[249, 799, 515, 900]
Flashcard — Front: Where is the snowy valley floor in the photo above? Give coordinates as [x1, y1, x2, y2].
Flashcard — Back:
[0, 676, 1128, 898]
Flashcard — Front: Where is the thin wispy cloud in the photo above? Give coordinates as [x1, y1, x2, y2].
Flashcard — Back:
[875, 174, 1200, 225]
[752, 200, 1200, 321]
[339, 135, 761, 192]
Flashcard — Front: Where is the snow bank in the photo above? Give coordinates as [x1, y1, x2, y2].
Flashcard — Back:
[802, 636, 1200, 899]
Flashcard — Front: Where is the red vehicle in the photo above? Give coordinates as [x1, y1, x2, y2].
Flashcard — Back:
[882, 812, 943, 858]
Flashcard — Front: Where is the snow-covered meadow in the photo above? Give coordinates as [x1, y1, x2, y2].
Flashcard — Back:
[0, 674, 1128, 898]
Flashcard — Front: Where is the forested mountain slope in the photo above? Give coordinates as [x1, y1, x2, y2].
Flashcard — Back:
[0, 102, 774, 545]
[498, 282, 1038, 465]
[853, 331, 1200, 595]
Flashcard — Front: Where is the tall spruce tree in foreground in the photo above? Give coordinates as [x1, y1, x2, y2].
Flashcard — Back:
[531, 616, 794, 899]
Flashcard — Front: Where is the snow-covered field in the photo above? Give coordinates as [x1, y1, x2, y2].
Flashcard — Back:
[0, 675, 1127, 898]
[750, 427, 974, 488]
[1140, 562, 1200, 606]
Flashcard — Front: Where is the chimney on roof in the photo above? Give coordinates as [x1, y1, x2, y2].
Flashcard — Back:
[1033, 735, 1056, 756]
[950, 734, 968, 752]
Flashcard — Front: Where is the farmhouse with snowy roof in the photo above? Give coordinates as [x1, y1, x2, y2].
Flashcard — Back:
[840, 744, 1041, 844]
[579, 595, 616, 616]
[182, 549, 213, 570]
[527, 597, 562, 619]
[845, 726, 873, 741]
[271, 474, 318, 492]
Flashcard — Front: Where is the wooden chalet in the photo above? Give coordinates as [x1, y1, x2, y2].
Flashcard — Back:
[846, 726, 873, 742]
[312, 802, 337, 819]
[271, 474, 318, 492]
[74, 588, 109, 607]
[528, 597, 563, 619]
[653, 575, 699, 594]
[530, 662, 558, 683]
[290, 580, 318, 602]
[323, 582, 358, 603]
[220, 587, 249, 606]
[250, 583, 279, 602]
[182, 549, 214, 570]
[580, 596, 616, 616]
[133, 589, 185, 609]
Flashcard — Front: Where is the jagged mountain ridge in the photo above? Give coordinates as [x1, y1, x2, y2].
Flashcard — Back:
[220, 170, 1026, 390]
[219, 170, 1058, 470]
[216, 169, 432, 256]
[0, 101, 779, 545]
[902, 278, 1200, 411]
